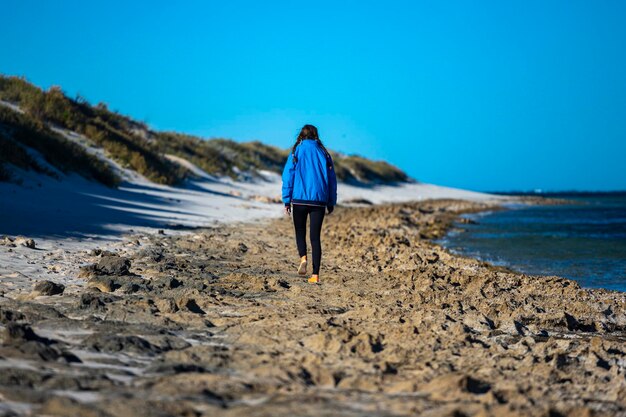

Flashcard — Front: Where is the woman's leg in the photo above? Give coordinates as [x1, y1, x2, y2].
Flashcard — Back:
[309, 206, 326, 275]
[292, 204, 308, 258]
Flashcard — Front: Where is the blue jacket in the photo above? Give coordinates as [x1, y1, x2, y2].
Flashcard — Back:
[282, 139, 337, 207]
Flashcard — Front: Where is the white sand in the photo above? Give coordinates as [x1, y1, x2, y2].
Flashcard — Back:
[0, 157, 500, 239]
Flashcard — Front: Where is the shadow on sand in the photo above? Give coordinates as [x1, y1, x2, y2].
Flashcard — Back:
[0, 176, 240, 239]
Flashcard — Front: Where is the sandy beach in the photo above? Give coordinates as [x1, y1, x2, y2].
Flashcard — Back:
[2, 3, 626, 414]
[1, 199, 624, 417]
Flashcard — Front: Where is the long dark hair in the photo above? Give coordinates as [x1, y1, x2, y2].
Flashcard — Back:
[291, 124, 329, 162]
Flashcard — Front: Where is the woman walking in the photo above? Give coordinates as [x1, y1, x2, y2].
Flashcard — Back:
[282, 125, 337, 284]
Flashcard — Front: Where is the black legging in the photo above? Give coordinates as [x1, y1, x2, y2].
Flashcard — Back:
[292, 204, 326, 275]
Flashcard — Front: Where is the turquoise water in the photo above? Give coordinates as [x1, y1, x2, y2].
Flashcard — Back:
[439, 193, 626, 292]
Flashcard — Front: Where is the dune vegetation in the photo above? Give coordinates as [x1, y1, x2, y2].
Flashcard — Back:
[0, 106, 120, 186]
[0, 75, 408, 186]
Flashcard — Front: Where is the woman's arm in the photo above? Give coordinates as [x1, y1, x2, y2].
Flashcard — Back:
[282, 153, 296, 205]
[327, 155, 337, 208]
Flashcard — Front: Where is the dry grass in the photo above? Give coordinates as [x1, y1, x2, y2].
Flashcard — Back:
[0, 106, 119, 186]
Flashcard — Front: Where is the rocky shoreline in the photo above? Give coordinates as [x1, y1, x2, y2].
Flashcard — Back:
[0, 200, 625, 416]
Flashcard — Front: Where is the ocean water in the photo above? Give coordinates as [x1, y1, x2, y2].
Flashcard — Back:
[438, 193, 626, 292]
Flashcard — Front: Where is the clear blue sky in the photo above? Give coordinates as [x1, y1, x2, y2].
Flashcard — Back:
[2, 1, 626, 191]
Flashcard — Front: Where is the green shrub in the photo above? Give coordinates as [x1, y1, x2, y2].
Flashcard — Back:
[338, 155, 408, 183]
[0, 133, 42, 172]
[0, 75, 185, 185]
[0, 106, 119, 187]
[155, 132, 233, 177]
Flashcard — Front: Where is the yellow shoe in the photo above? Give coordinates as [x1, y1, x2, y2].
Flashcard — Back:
[308, 275, 320, 284]
[297, 256, 307, 275]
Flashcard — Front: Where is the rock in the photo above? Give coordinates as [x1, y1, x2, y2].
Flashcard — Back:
[564, 312, 597, 332]
[17, 341, 80, 363]
[78, 292, 120, 310]
[0, 236, 16, 247]
[1, 323, 79, 363]
[87, 276, 118, 292]
[146, 362, 207, 375]
[142, 335, 191, 352]
[14, 236, 36, 249]
[80, 255, 132, 278]
[96, 255, 131, 275]
[140, 247, 166, 262]
[298, 366, 335, 387]
[89, 248, 116, 257]
[118, 278, 149, 294]
[83, 334, 161, 355]
[0, 307, 26, 323]
[423, 374, 492, 401]
[264, 277, 291, 291]
[155, 298, 178, 313]
[32, 280, 65, 296]
[86, 275, 147, 293]
[78, 264, 98, 278]
[425, 251, 440, 264]
[4, 322, 51, 344]
[153, 276, 182, 289]
[175, 296, 205, 314]
[347, 332, 384, 358]
[0, 367, 48, 388]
